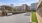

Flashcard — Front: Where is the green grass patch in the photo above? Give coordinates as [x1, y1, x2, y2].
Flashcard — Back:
[32, 12, 38, 23]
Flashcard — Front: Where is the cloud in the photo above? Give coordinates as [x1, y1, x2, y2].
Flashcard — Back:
[0, 2, 10, 6]
[14, 2, 31, 6]
[0, 0, 39, 6]
[19, 0, 26, 1]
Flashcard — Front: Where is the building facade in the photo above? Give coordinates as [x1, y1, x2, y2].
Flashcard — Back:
[15, 6, 22, 11]
[15, 4, 30, 11]
[30, 3, 38, 10]
[22, 4, 29, 11]
[36, 0, 42, 23]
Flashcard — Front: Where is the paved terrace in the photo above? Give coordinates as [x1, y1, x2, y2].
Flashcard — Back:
[0, 12, 31, 23]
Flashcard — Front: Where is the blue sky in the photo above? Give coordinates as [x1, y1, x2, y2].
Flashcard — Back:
[0, 0, 39, 6]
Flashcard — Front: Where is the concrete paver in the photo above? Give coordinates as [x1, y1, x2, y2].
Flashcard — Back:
[0, 12, 31, 23]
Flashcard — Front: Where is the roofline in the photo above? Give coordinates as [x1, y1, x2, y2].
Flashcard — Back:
[37, 0, 42, 9]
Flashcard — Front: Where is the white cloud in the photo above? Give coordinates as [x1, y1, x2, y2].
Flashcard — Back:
[0, 2, 10, 6]
[0, 1, 30, 6]
[20, 0, 25, 1]
[14, 2, 31, 6]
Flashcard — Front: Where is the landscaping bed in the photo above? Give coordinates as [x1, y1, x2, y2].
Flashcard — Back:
[32, 12, 38, 23]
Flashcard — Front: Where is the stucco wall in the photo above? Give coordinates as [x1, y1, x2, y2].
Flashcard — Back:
[37, 6, 42, 17]
[36, 13, 42, 23]
[36, 6, 42, 23]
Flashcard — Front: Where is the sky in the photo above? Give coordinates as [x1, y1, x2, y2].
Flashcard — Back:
[0, 0, 39, 6]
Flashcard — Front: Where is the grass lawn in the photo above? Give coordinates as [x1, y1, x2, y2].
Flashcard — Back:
[32, 12, 38, 23]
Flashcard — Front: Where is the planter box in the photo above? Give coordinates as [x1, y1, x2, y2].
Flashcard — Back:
[7, 13, 12, 15]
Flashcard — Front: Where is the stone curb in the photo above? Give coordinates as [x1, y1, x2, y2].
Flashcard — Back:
[30, 12, 32, 23]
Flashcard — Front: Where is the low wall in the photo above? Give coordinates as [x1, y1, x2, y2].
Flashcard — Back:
[12, 12, 25, 14]
[36, 13, 42, 23]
